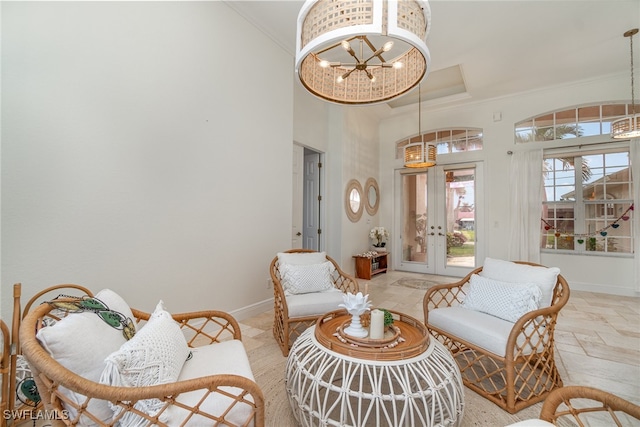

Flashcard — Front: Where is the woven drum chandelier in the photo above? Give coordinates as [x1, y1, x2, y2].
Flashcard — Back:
[295, 0, 431, 105]
[612, 28, 640, 139]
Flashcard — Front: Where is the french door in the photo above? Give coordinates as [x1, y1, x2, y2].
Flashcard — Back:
[394, 162, 484, 277]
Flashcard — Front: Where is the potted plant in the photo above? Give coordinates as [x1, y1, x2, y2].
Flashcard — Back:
[381, 308, 394, 333]
[369, 226, 390, 252]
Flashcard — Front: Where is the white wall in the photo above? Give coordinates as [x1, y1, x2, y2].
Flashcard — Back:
[1, 2, 294, 317]
[379, 73, 639, 295]
[293, 87, 383, 275]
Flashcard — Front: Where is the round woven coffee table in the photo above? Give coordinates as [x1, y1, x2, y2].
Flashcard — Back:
[285, 310, 464, 427]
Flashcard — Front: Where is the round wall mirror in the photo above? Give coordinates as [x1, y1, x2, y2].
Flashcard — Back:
[345, 179, 364, 222]
[365, 177, 380, 216]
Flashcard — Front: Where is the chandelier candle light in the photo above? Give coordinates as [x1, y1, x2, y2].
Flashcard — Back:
[295, 0, 432, 105]
[369, 309, 385, 339]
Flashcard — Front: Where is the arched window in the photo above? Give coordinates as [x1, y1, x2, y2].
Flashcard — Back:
[515, 102, 633, 142]
[395, 128, 483, 159]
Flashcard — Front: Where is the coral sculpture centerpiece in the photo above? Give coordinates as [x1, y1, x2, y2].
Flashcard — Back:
[339, 292, 372, 338]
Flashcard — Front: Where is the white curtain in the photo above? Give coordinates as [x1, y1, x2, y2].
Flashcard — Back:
[631, 141, 640, 292]
[508, 149, 544, 262]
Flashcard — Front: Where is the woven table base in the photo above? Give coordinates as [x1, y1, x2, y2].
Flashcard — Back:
[285, 326, 465, 427]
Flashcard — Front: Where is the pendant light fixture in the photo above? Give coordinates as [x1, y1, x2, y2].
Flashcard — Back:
[295, 0, 431, 105]
[404, 85, 436, 168]
[612, 28, 640, 139]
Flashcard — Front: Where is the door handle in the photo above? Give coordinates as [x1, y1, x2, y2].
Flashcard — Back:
[296, 232, 302, 236]
[438, 232, 445, 236]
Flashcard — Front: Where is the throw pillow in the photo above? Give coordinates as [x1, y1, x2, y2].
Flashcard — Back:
[462, 274, 542, 323]
[279, 261, 335, 295]
[277, 251, 327, 265]
[36, 289, 135, 426]
[100, 300, 190, 427]
[479, 257, 560, 307]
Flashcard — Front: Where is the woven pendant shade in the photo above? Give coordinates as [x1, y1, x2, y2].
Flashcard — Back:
[612, 29, 640, 139]
[612, 115, 640, 139]
[295, 0, 431, 105]
[404, 142, 436, 168]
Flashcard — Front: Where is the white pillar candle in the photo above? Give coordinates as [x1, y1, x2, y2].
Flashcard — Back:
[369, 309, 385, 340]
[364, 283, 369, 296]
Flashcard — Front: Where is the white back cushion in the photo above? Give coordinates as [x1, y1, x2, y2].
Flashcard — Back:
[462, 274, 542, 323]
[36, 289, 134, 426]
[479, 257, 560, 307]
[280, 261, 335, 295]
[100, 300, 190, 426]
[277, 251, 327, 265]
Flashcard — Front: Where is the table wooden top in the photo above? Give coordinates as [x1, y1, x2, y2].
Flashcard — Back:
[314, 309, 430, 361]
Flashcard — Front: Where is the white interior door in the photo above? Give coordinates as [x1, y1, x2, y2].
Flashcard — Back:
[395, 162, 483, 277]
[303, 150, 321, 250]
[292, 144, 303, 248]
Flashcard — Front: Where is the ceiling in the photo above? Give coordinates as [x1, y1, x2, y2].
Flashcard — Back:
[226, 0, 640, 112]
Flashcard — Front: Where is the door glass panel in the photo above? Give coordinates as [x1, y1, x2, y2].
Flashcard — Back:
[402, 173, 427, 263]
[445, 168, 476, 267]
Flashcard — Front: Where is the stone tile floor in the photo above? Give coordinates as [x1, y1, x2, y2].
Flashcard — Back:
[241, 269, 640, 406]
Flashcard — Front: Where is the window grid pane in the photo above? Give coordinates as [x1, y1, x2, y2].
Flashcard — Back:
[542, 150, 633, 256]
[542, 203, 575, 250]
[516, 103, 632, 142]
[396, 128, 483, 159]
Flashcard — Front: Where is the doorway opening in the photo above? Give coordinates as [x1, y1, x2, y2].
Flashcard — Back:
[292, 143, 323, 251]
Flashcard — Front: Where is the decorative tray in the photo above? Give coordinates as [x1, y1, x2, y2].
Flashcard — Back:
[314, 309, 430, 361]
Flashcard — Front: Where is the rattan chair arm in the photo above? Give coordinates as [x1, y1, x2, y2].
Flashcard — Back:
[130, 307, 243, 345]
[423, 268, 481, 321]
[539, 386, 640, 422]
[269, 258, 289, 319]
[504, 305, 559, 358]
[21, 284, 94, 319]
[504, 278, 569, 359]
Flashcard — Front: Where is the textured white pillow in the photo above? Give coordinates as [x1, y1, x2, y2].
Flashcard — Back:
[462, 274, 542, 323]
[279, 261, 335, 295]
[277, 251, 327, 265]
[480, 257, 560, 307]
[100, 300, 190, 427]
[36, 289, 135, 426]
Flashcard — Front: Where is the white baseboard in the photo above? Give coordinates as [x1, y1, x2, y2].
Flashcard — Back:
[569, 281, 640, 297]
[229, 298, 274, 322]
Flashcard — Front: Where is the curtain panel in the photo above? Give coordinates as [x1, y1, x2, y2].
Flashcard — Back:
[508, 149, 544, 262]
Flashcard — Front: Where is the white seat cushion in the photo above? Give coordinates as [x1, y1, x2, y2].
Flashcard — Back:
[428, 306, 536, 357]
[505, 420, 554, 426]
[163, 340, 255, 426]
[286, 288, 344, 317]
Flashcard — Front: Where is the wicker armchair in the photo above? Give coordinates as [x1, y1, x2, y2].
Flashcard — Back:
[423, 261, 570, 414]
[507, 386, 640, 426]
[19, 287, 265, 426]
[2, 283, 93, 427]
[270, 249, 359, 356]
[0, 319, 9, 427]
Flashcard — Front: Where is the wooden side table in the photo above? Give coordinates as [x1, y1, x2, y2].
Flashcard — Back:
[353, 252, 388, 280]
